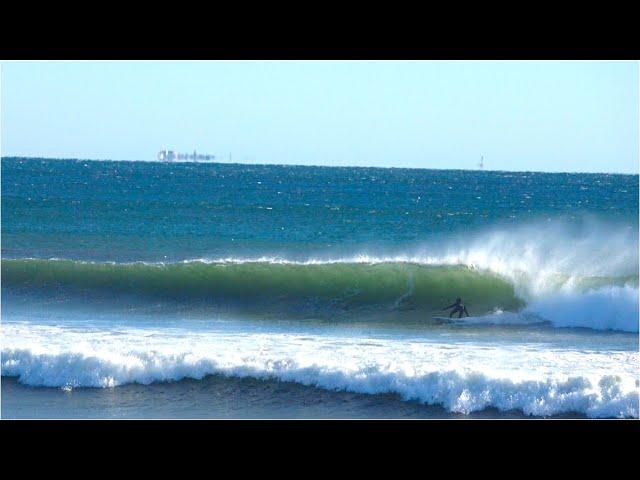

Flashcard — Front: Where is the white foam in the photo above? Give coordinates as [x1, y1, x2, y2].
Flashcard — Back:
[2, 322, 638, 418]
[525, 285, 639, 332]
[447, 310, 550, 327]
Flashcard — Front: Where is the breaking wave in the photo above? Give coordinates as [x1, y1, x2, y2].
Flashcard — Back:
[2, 219, 638, 331]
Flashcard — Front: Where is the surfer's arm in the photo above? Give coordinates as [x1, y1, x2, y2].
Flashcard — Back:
[443, 303, 456, 310]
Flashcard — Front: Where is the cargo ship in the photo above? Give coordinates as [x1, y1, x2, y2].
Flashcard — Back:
[157, 149, 216, 162]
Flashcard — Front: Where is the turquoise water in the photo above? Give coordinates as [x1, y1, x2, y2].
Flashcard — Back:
[1, 157, 638, 418]
[2, 158, 636, 261]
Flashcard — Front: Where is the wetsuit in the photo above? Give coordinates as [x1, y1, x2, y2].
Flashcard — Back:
[443, 300, 469, 318]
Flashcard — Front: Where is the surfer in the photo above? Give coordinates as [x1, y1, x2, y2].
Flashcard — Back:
[443, 297, 469, 318]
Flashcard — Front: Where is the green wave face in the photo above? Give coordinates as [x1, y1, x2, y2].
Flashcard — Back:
[2, 259, 525, 316]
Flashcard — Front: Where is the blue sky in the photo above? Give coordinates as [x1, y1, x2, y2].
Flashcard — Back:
[1, 61, 638, 173]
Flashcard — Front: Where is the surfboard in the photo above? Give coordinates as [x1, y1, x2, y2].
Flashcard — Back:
[433, 316, 469, 324]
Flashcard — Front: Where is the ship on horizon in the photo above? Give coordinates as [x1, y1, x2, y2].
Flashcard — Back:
[157, 149, 216, 162]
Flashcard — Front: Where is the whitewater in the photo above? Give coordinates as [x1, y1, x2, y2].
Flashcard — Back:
[3, 316, 638, 418]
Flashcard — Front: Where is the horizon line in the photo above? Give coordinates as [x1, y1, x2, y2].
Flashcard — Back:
[2, 155, 638, 176]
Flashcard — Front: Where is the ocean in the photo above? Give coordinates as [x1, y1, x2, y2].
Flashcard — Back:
[1, 157, 638, 418]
